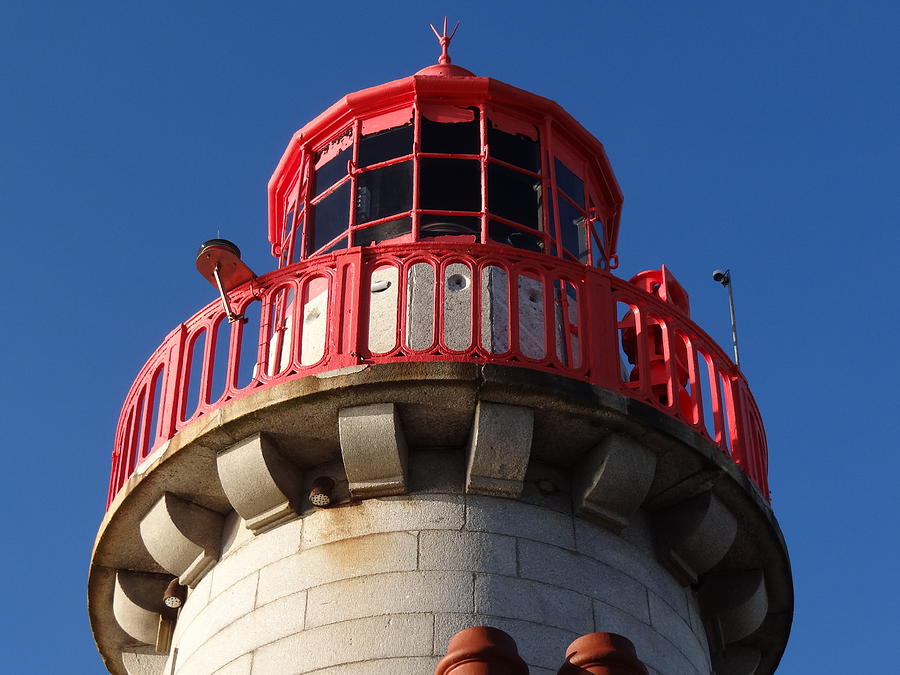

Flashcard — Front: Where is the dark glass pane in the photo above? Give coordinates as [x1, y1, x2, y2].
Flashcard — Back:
[291, 214, 305, 263]
[559, 195, 588, 262]
[358, 124, 413, 167]
[353, 217, 412, 246]
[488, 164, 541, 230]
[489, 220, 543, 252]
[419, 159, 481, 212]
[314, 146, 352, 196]
[488, 122, 540, 172]
[283, 209, 295, 243]
[356, 161, 413, 224]
[421, 108, 480, 154]
[547, 195, 557, 256]
[311, 181, 350, 253]
[420, 214, 480, 239]
[554, 158, 584, 206]
[590, 217, 607, 267]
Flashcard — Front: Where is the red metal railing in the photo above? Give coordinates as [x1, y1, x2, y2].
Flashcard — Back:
[106, 243, 769, 507]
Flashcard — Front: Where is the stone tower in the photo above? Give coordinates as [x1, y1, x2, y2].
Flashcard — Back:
[88, 36, 792, 675]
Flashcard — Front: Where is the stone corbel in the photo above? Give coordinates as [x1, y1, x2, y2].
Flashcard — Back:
[465, 402, 533, 498]
[217, 432, 305, 534]
[700, 569, 768, 650]
[112, 571, 171, 647]
[573, 433, 656, 531]
[139, 492, 223, 587]
[652, 491, 738, 585]
[338, 403, 408, 498]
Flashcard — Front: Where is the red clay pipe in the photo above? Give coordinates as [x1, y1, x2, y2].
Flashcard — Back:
[557, 633, 648, 675]
[435, 626, 529, 675]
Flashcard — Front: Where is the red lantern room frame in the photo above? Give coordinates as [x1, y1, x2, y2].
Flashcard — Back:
[105, 64, 770, 509]
[267, 68, 623, 271]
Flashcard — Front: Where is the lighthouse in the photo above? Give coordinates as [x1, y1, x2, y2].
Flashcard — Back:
[88, 28, 792, 675]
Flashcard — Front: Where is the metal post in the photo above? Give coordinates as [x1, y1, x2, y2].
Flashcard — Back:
[725, 276, 740, 367]
[212, 264, 244, 323]
[713, 269, 740, 367]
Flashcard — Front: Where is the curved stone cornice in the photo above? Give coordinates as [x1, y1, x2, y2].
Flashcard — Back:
[89, 361, 792, 674]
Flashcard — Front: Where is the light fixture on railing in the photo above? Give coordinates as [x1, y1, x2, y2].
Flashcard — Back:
[712, 268, 740, 367]
[195, 239, 256, 323]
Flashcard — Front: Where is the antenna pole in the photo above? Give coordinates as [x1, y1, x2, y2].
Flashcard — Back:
[725, 276, 740, 367]
[712, 268, 740, 367]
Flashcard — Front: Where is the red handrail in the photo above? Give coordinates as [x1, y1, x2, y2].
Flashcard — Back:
[106, 243, 769, 507]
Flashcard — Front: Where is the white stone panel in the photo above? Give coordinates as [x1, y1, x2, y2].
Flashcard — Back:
[305, 571, 473, 628]
[517, 273, 547, 359]
[442, 262, 474, 350]
[300, 277, 329, 366]
[575, 516, 689, 621]
[173, 568, 213, 641]
[367, 265, 400, 354]
[250, 614, 434, 673]
[594, 599, 703, 675]
[649, 591, 711, 674]
[210, 518, 302, 599]
[418, 530, 516, 575]
[480, 265, 510, 353]
[256, 531, 418, 606]
[465, 494, 575, 549]
[517, 538, 650, 622]
[474, 574, 594, 635]
[304, 657, 441, 675]
[405, 262, 436, 350]
[174, 592, 306, 675]
[212, 653, 253, 675]
[300, 494, 464, 549]
[173, 573, 258, 665]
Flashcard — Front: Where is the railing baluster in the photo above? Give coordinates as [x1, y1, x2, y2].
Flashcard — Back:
[106, 244, 771, 505]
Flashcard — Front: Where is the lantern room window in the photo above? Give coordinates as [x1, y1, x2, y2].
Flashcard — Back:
[278, 101, 615, 267]
[352, 110, 415, 247]
[553, 157, 589, 264]
[358, 121, 413, 167]
[418, 106, 482, 237]
[485, 115, 545, 253]
[420, 106, 480, 153]
[356, 162, 413, 225]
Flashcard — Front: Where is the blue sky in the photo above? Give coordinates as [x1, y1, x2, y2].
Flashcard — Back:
[1, 1, 897, 671]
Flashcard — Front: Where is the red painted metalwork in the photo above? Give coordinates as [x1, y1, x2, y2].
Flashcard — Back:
[557, 632, 648, 675]
[106, 60, 770, 510]
[105, 241, 770, 507]
[266, 70, 623, 270]
[435, 626, 528, 675]
[195, 240, 255, 292]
